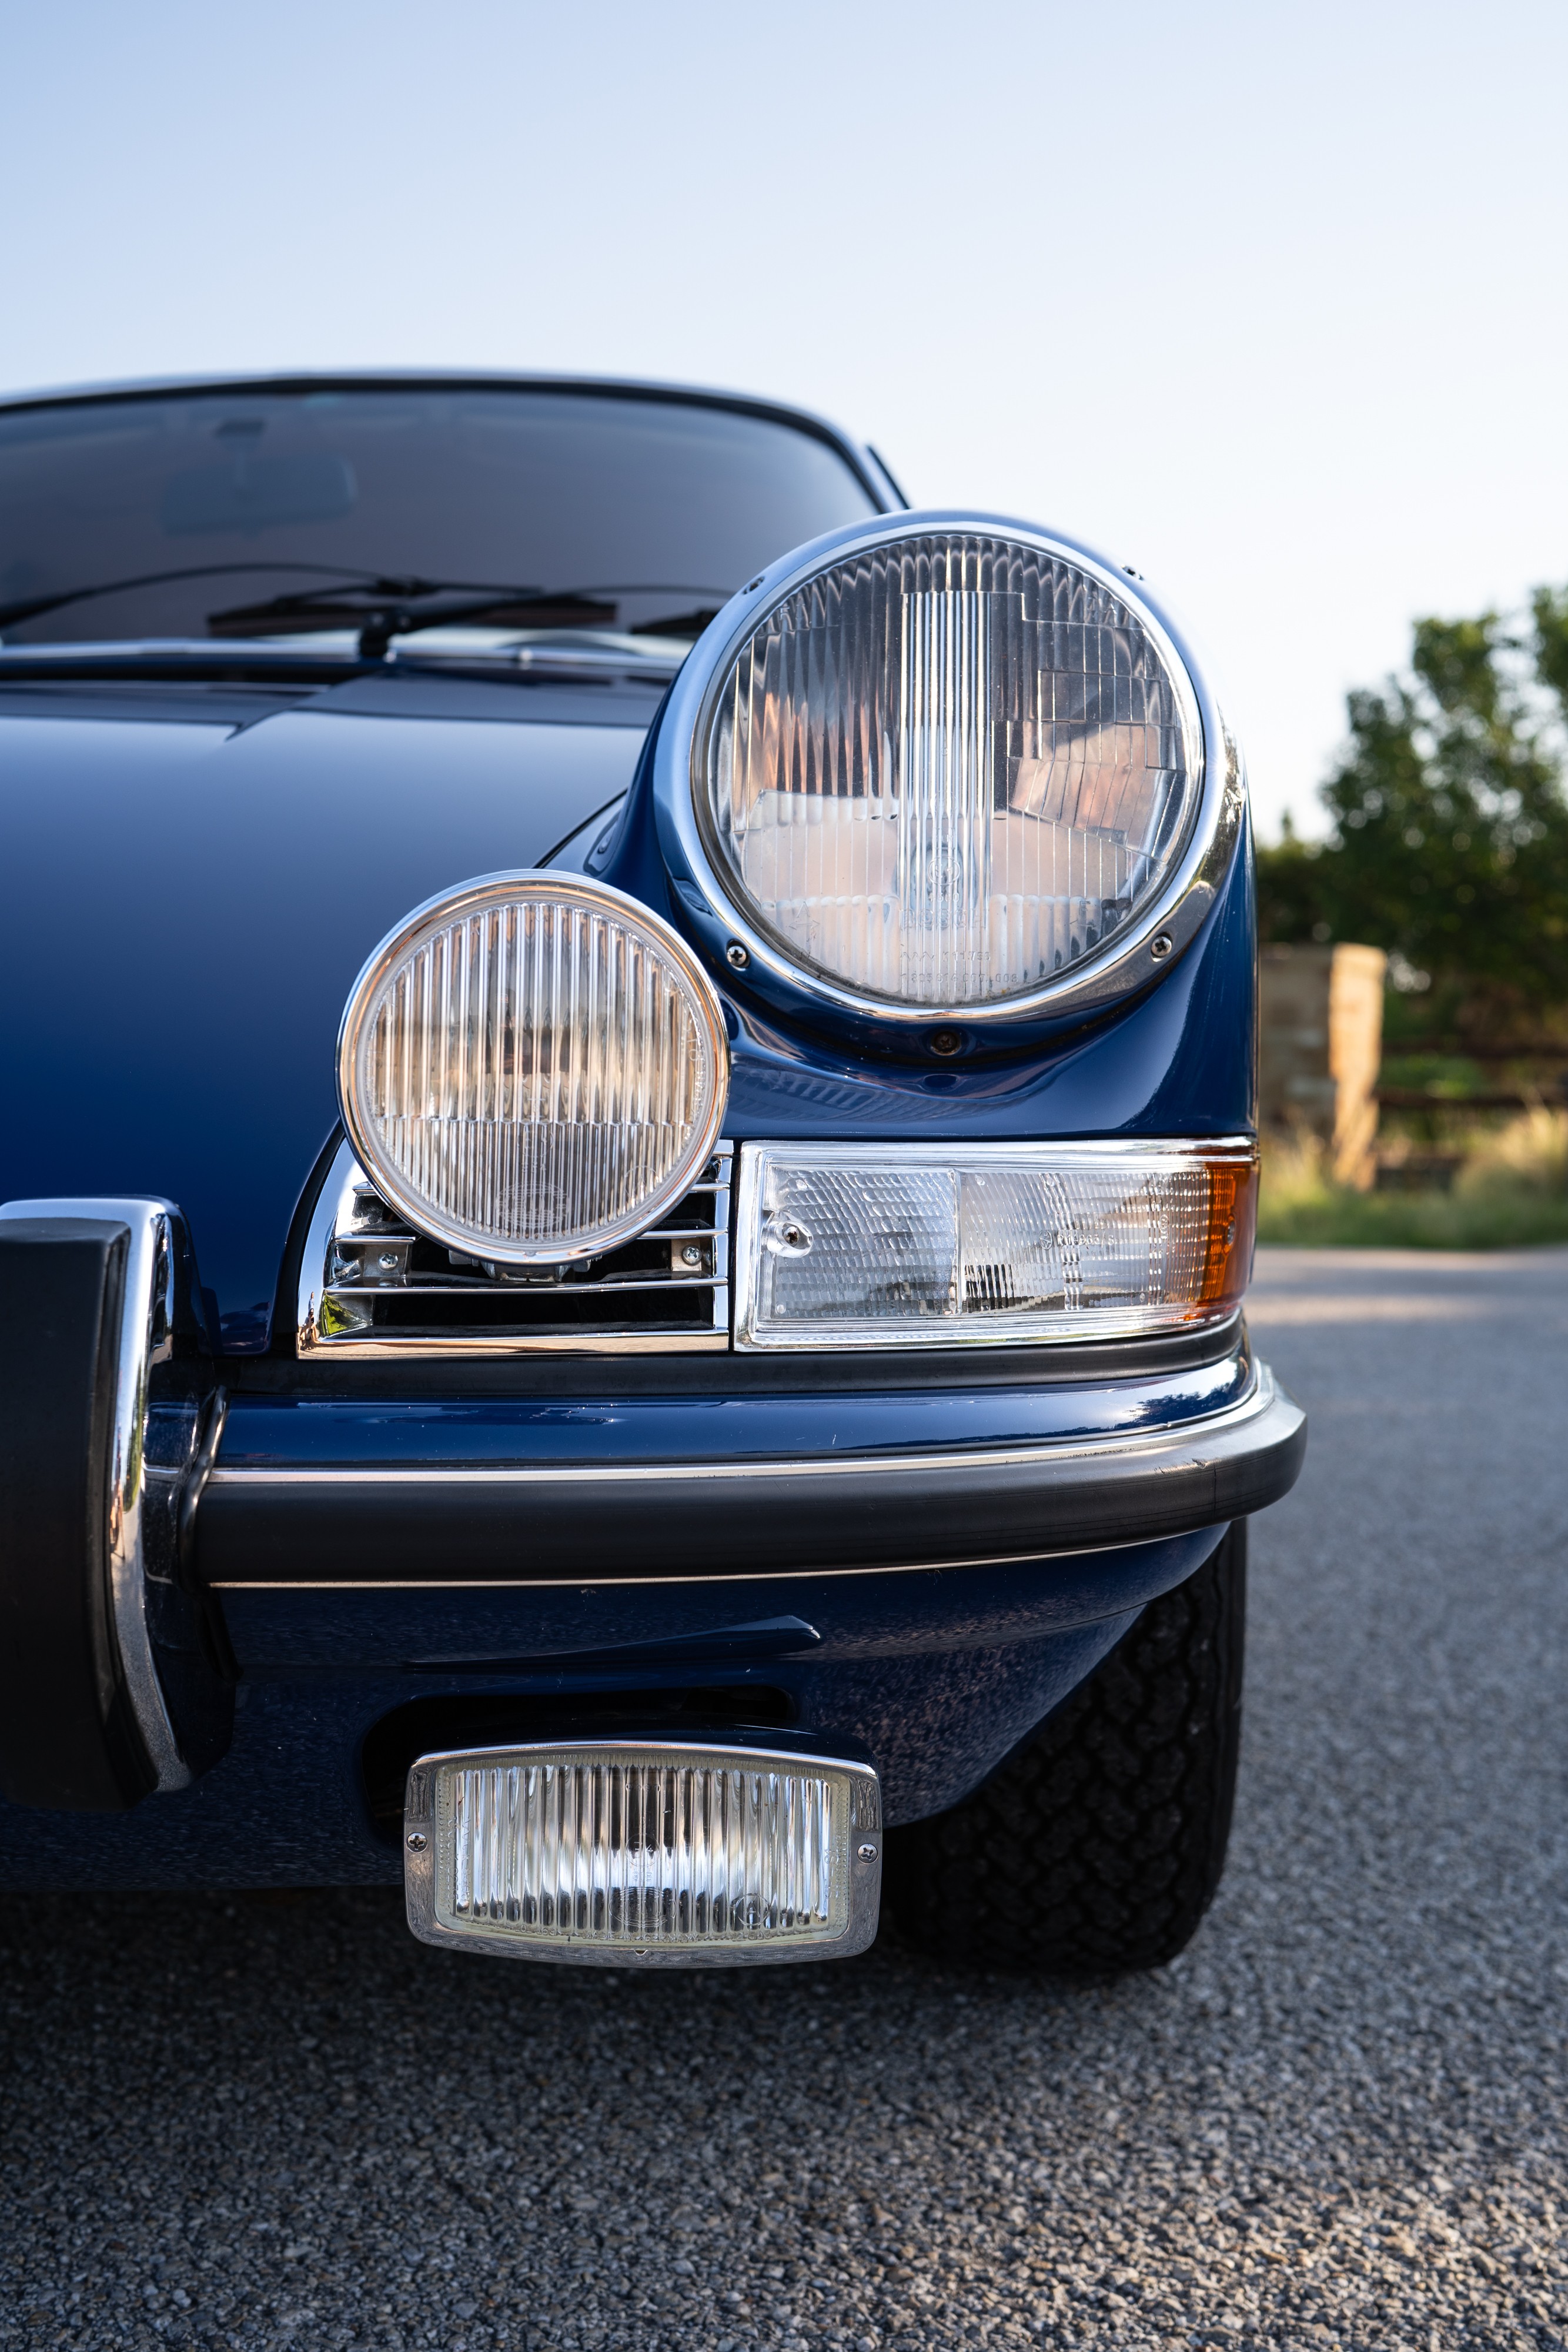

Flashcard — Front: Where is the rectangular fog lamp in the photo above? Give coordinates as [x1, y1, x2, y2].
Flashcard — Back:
[735, 1138, 1257, 1349]
[403, 1742, 882, 1967]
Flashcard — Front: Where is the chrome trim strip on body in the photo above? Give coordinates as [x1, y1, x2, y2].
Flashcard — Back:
[212, 1359, 1283, 1491]
[650, 510, 1248, 1033]
[305, 1330, 731, 1359]
[0, 1195, 191, 1792]
[403, 1738, 882, 1969]
[209, 1538, 1201, 1592]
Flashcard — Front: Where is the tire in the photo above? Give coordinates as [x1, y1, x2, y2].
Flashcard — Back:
[884, 1521, 1247, 1978]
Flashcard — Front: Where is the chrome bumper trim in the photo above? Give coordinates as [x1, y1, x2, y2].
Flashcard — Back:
[210, 1361, 1288, 1492]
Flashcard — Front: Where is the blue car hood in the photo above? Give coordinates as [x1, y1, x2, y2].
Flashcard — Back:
[0, 677, 650, 1343]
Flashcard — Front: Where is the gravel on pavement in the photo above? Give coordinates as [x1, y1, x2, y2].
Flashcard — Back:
[1, 1245, 1565, 2352]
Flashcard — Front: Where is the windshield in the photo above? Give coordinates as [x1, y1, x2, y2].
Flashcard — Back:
[0, 385, 882, 645]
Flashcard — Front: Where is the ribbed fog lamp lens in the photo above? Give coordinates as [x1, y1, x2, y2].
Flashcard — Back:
[338, 874, 728, 1263]
[701, 531, 1202, 1008]
[735, 1140, 1256, 1348]
[403, 1743, 883, 1967]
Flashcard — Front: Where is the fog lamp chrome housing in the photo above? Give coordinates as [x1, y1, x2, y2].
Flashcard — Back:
[337, 873, 729, 1264]
[735, 1138, 1257, 1349]
[403, 1742, 882, 1967]
[651, 515, 1245, 1035]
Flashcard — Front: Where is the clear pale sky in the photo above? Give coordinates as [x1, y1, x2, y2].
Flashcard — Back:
[3, 0, 1564, 840]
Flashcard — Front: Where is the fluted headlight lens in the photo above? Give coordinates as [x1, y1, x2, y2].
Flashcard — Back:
[701, 530, 1202, 1007]
[338, 874, 728, 1264]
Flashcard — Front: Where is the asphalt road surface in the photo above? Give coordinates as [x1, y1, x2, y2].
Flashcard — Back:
[2, 1246, 1565, 2352]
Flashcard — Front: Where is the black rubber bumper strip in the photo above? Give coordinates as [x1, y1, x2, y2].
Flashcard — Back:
[0, 1217, 152, 1808]
[198, 1369, 1306, 1586]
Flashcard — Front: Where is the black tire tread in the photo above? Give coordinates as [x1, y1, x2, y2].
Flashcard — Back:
[885, 1523, 1246, 1977]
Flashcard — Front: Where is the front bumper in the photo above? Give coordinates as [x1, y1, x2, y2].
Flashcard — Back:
[0, 1264, 1304, 1879]
[198, 1357, 1303, 1585]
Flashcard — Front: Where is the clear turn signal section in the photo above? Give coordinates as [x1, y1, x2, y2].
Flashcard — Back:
[734, 1138, 1257, 1349]
[403, 1742, 882, 1967]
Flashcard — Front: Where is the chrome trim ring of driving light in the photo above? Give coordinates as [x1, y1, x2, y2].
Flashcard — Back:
[0, 1195, 190, 1792]
[337, 871, 731, 1267]
[650, 512, 1248, 1031]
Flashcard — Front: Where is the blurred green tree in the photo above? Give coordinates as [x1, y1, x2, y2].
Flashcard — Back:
[1256, 590, 1568, 1027]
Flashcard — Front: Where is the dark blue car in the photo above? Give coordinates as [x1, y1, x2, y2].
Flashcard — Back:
[0, 374, 1303, 1973]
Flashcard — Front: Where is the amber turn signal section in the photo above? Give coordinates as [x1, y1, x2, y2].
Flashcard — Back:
[1196, 1147, 1259, 1321]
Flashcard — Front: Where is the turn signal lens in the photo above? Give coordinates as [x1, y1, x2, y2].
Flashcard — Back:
[337, 874, 729, 1264]
[403, 1743, 883, 1967]
[735, 1140, 1256, 1349]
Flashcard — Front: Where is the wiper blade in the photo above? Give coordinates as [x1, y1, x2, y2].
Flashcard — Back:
[0, 627, 696, 694]
[0, 562, 399, 633]
[0, 560, 731, 664]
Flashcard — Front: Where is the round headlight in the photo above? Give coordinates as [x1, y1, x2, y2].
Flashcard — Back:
[696, 527, 1205, 1011]
[337, 874, 729, 1264]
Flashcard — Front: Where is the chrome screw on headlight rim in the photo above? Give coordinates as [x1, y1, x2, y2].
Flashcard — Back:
[651, 514, 1246, 1032]
[337, 872, 730, 1265]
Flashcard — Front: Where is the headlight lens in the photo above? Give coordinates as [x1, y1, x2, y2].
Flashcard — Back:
[735, 1140, 1256, 1348]
[338, 874, 729, 1264]
[700, 530, 1202, 1009]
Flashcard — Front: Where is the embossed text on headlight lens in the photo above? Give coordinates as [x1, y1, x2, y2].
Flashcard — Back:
[338, 874, 728, 1264]
[702, 533, 1202, 1007]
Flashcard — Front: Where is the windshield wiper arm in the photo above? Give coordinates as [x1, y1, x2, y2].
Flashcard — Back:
[208, 580, 730, 659]
[205, 580, 616, 657]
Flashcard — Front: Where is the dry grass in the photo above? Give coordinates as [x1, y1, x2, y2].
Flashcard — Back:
[1256, 1109, 1568, 1247]
[1456, 1102, 1568, 1196]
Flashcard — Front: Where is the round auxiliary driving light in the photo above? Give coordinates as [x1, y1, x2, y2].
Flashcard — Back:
[337, 873, 730, 1264]
[694, 524, 1206, 1014]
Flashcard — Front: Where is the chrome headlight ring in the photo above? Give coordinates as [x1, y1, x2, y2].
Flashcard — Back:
[650, 512, 1246, 1040]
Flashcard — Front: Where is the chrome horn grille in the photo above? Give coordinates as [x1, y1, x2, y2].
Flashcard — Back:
[296, 1140, 731, 1357]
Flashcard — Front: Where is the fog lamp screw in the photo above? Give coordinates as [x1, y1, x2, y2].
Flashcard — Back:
[929, 1029, 963, 1057]
[1150, 933, 1174, 960]
[726, 941, 750, 971]
[406, 1832, 428, 1852]
[857, 1842, 878, 1862]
